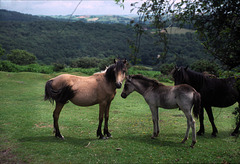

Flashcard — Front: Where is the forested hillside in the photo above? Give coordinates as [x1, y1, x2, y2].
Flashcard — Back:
[0, 10, 211, 66]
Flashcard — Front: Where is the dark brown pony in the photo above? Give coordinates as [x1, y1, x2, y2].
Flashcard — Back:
[44, 59, 127, 139]
[172, 66, 240, 137]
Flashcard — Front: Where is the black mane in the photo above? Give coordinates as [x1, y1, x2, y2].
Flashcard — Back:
[173, 67, 205, 91]
[185, 68, 205, 89]
[105, 60, 126, 83]
[105, 64, 116, 83]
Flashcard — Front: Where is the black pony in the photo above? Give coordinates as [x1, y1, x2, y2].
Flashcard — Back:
[172, 66, 240, 137]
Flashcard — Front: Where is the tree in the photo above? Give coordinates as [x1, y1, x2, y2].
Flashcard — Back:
[174, 0, 240, 69]
[7, 49, 37, 65]
[117, 0, 240, 69]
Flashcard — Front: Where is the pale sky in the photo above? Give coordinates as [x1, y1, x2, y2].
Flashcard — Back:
[0, 0, 142, 15]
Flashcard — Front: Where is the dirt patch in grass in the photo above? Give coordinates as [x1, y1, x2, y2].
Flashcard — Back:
[0, 147, 25, 164]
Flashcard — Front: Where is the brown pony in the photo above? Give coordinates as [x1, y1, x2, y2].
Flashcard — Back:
[44, 59, 127, 139]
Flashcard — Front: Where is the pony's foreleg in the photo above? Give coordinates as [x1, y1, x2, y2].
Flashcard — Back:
[53, 102, 64, 139]
[104, 102, 112, 138]
[205, 106, 218, 137]
[97, 103, 105, 139]
[197, 107, 205, 136]
[149, 106, 159, 139]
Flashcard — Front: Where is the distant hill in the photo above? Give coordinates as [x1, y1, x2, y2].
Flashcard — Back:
[0, 9, 137, 24]
[0, 9, 55, 21]
[50, 15, 138, 24]
[0, 9, 210, 66]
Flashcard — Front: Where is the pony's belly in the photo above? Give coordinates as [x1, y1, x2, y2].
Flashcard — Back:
[70, 99, 98, 106]
[70, 95, 98, 106]
[159, 104, 178, 109]
[203, 96, 237, 107]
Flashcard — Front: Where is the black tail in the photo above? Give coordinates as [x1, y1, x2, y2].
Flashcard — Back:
[44, 80, 75, 104]
[193, 91, 201, 118]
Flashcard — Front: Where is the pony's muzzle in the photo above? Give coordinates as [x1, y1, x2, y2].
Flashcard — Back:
[115, 82, 122, 89]
[121, 92, 127, 98]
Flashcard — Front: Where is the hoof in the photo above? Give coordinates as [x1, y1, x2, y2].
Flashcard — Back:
[55, 135, 64, 140]
[151, 136, 156, 139]
[197, 131, 204, 136]
[181, 138, 188, 144]
[151, 133, 158, 139]
[231, 131, 239, 136]
[106, 133, 112, 138]
[211, 133, 217, 137]
[190, 141, 196, 148]
[99, 136, 107, 140]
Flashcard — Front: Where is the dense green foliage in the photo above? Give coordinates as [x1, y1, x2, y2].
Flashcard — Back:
[0, 44, 5, 57]
[0, 10, 210, 66]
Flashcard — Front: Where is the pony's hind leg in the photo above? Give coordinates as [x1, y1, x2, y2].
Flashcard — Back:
[190, 118, 196, 148]
[53, 102, 64, 139]
[182, 109, 196, 148]
[197, 107, 205, 136]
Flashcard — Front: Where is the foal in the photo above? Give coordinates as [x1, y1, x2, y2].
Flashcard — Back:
[121, 75, 201, 148]
[45, 59, 127, 139]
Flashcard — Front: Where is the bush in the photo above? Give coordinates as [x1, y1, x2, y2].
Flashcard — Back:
[53, 63, 65, 72]
[7, 49, 37, 65]
[190, 59, 219, 76]
[0, 60, 20, 72]
[154, 63, 175, 75]
[70, 57, 99, 68]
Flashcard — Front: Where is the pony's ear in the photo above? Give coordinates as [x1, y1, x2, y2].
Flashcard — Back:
[171, 66, 177, 74]
[123, 58, 127, 64]
[185, 66, 189, 70]
[127, 75, 132, 82]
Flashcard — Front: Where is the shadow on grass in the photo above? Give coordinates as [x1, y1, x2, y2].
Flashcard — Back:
[116, 129, 239, 148]
[117, 133, 187, 148]
[19, 135, 96, 147]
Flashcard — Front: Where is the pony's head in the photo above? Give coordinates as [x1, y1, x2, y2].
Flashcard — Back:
[121, 75, 135, 98]
[105, 59, 127, 88]
[172, 66, 190, 85]
[114, 59, 127, 88]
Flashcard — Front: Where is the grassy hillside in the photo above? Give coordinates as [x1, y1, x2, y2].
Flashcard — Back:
[0, 71, 239, 163]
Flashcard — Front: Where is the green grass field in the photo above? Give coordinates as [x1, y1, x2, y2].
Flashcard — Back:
[0, 71, 239, 163]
